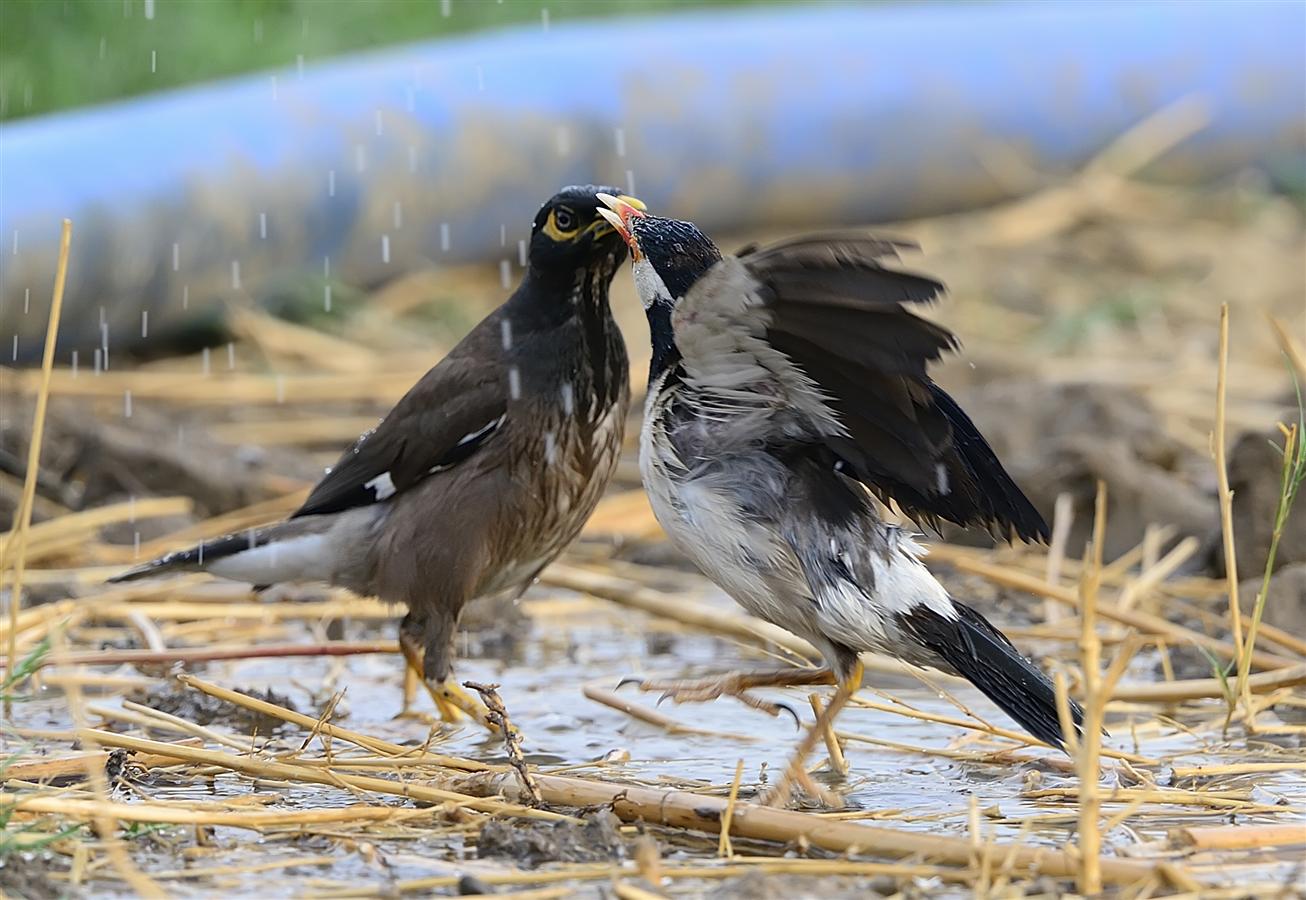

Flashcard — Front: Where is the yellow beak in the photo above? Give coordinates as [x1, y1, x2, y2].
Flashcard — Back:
[595, 193, 648, 259]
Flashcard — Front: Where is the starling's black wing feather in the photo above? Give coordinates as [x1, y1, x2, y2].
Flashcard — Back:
[739, 234, 1048, 542]
[292, 323, 509, 519]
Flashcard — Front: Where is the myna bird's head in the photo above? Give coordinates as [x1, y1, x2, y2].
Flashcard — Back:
[529, 185, 646, 278]
[596, 194, 722, 312]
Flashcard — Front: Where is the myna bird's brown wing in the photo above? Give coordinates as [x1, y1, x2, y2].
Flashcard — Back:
[732, 234, 1047, 542]
[292, 346, 509, 520]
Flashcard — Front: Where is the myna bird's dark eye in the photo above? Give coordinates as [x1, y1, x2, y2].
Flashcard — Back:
[554, 207, 576, 231]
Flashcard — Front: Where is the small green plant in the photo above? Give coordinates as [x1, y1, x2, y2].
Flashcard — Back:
[0, 637, 50, 704]
[0, 747, 83, 858]
[1235, 367, 1306, 723]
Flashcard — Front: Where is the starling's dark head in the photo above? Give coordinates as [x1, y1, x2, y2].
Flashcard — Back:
[528, 185, 645, 280]
[596, 195, 722, 312]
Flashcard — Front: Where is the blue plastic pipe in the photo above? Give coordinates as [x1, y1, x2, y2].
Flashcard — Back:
[1, 0, 1302, 360]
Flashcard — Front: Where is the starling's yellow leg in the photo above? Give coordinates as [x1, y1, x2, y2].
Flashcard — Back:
[623, 668, 834, 718]
[763, 660, 863, 808]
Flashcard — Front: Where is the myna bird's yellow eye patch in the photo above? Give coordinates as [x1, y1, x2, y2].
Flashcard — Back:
[543, 207, 580, 241]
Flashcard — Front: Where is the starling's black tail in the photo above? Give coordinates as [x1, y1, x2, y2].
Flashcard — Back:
[898, 601, 1083, 750]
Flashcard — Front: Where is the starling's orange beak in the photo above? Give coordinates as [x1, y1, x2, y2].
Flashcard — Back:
[596, 193, 646, 260]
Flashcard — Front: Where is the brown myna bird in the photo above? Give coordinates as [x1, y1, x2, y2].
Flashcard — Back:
[111, 185, 644, 723]
[597, 195, 1080, 803]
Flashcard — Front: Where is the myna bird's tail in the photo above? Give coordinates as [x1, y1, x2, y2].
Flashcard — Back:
[107, 516, 346, 588]
[898, 600, 1084, 750]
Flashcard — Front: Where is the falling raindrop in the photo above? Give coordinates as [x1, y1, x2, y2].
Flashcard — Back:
[544, 431, 557, 463]
[560, 381, 575, 415]
[143, 0, 154, 19]
[499, 224, 507, 246]
[508, 366, 522, 400]
[231, 260, 242, 289]
[134, 532, 141, 557]
[500, 318, 513, 350]
[625, 169, 637, 195]
[11, 230, 17, 255]
[124, 390, 133, 418]
[382, 234, 391, 263]
[259, 212, 267, 240]
[94, 348, 103, 375]
[499, 260, 512, 290]
[71, 350, 79, 377]
[541, 8, 551, 30]
[201, 347, 211, 375]
[182, 284, 190, 309]
[440, 223, 451, 252]
[141, 310, 149, 338]
[9, 335, 16, 361]
[614, 127, 626, 157]
[227, 342, 236, 370]
[441, 0, 451, 16]
[23, 288, 29, 314]
[324, 284, 333, 312]
[172, 241, 180, 271]
[151, 50, 157, 74]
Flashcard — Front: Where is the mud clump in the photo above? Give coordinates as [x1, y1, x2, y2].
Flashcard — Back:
[1239, 563, 1306, 635]
[946, 382, 1215, 560]
[476, 810, 625, 866]
[131, 683, 298, 735]
[1218, 428, 1306, 579]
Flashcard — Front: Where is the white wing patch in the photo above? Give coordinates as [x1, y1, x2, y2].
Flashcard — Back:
[364, 472, 397, 500]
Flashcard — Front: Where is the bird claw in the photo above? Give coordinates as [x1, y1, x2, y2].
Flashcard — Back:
[774, 701, 801, 730]
[618, 673, 801, 722]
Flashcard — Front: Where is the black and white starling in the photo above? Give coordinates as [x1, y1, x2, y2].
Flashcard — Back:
[111, 186, 644, 723]
[597, 195, 1082, 802]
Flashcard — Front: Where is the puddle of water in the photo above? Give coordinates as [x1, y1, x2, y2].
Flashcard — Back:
[9, 581, 1305, 896]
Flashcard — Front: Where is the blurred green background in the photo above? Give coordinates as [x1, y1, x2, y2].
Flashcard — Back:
[0, 0, 754, 121]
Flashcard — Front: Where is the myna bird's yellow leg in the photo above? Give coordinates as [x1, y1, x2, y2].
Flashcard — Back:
[397, 629, 462, 722]
[763, 660, 862, 808]
[436, 678, 491, 728]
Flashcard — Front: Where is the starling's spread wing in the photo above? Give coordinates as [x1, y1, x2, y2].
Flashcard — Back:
[292, 348, 508, 520]
[715, 234, 1046, 541]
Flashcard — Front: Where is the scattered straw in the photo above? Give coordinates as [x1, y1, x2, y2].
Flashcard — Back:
[4, 219, 72, 714]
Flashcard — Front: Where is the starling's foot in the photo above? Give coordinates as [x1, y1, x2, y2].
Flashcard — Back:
[761, 661, 863, 809]
[759, 766, 843, 809]
[619, 668, 832, 724]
